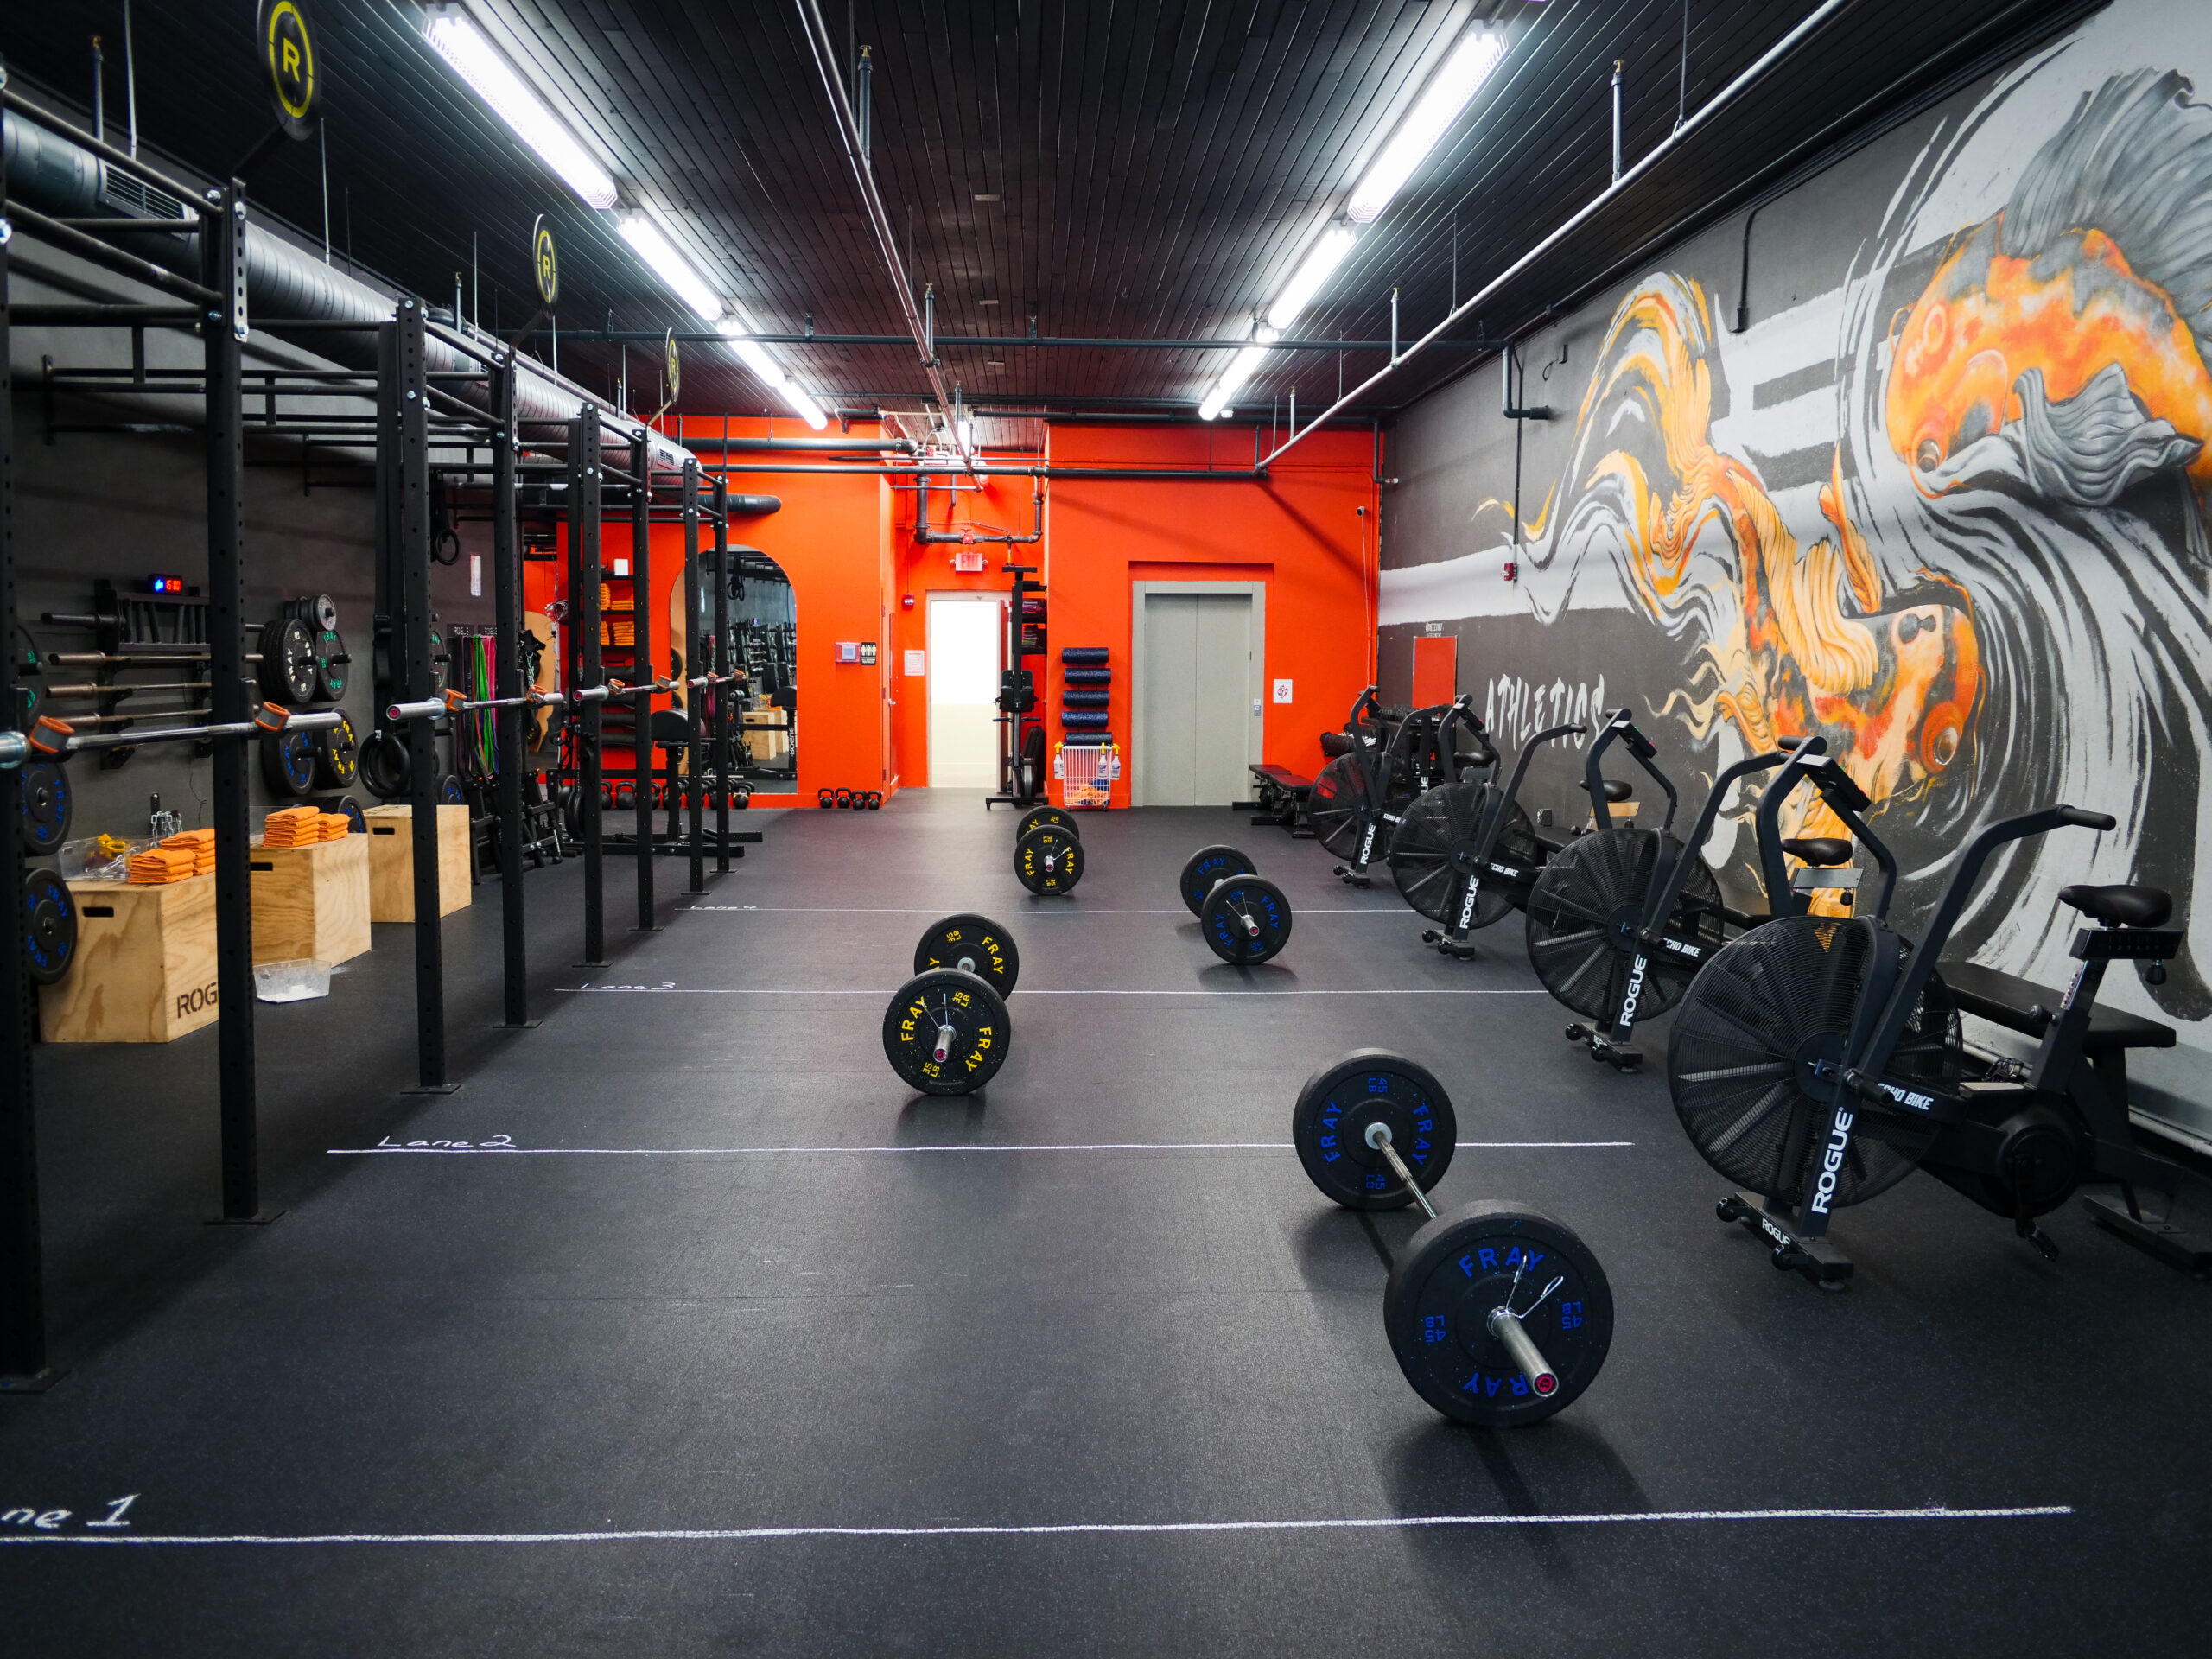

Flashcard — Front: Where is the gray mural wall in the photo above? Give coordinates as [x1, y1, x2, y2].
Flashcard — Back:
[1377, 0, 2212, 1141]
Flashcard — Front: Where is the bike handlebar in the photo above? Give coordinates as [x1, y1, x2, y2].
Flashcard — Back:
[1851, 802, 2114, 1085]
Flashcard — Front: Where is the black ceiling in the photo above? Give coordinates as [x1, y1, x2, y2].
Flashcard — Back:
[5, 0, 2099, 420]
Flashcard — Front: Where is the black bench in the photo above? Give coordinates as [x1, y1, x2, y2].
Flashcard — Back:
[1244, 763, 1315, 836]
[1941, 957, 2175, 1096]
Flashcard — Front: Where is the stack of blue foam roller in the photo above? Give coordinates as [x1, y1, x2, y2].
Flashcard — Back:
[1061, 646, 1111, 734]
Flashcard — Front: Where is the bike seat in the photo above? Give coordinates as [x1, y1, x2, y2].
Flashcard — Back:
[1585, 779, 1633, 804]
[1782, 836, 1853, 867]
[2058, 884, 2172, 929]
[1319, 731, 1354, 758]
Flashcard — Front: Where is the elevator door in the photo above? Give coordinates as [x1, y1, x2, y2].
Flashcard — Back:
[1137, 591, 1254, 806]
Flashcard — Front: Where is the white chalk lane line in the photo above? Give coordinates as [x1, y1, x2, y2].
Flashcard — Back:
[0, 1504, 2075, 1548]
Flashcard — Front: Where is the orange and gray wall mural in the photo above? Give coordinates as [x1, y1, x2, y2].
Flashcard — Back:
[1378, 0, 2212, 1141]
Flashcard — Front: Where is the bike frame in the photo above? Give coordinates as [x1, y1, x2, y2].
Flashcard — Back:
[1341, 697, 1456, 879]
[1427, 719, 1582, 951]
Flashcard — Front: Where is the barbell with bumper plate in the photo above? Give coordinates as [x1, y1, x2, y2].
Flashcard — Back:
[1017, 804, 1079, 840]
[1291, 1050, 1455, 1210]
[913, 912, 1019, 996]
[1178, 844, 1257, 915]
[22, 867, 78, 987]
[1290, 1048, 1613, 1427]
[1384, 1201, 1613, 1428]
[1014, 823, 1084, 895]
[881, 968, 1010, 1095]
[17, 760, 72, 855]
[1199, 874, 1290, 964]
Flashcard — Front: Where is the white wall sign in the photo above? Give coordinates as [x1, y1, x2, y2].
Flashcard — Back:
[905, 649, 926, 677]
[1272, 678, 1293, 703]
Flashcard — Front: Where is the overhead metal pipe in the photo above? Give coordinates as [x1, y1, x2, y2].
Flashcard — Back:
[1260, 0, 1858, 468]
[1611, 61, 1624, 183]
[703, 462, 1271, 480]
[0, 99, 695, 474]
[521, 327, 1485, 353]
[793, 0, 971, 467]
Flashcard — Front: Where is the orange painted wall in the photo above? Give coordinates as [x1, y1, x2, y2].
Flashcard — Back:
[543, 416, 896, 808]
[541, 417, 1381, 806]
[1036, 423, 1380, 802]
[887, 469, 1043, 789]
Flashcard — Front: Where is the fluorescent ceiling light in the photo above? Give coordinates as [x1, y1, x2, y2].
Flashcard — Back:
[717, 322, 786, 387]
[620, 215, 723, 321]
[1200, 340, 1274, 421]
[779, 384, 829, 430]
[1267, 226, 1358, 332]
[716, 321, 826, 429]
[423, 11, 617, 210]
[1344, 29, 1505, 225]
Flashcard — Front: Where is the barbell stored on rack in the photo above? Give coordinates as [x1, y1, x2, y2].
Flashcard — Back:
[12, 702, 342, 759]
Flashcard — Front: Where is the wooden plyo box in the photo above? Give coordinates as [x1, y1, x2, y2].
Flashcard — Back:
[364, 804, 473, 922]
[40, 874, 219, 1043]
[250, 834, 372, 965]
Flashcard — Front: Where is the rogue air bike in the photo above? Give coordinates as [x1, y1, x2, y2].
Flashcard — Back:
[1306, 688, 1452, 887]
[1668, 747, 2209, 1287]
[1522, 711, 1822, 1072]
[1389, 710, 1585, 959]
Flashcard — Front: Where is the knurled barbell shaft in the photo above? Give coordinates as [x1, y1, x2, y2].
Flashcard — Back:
[1363, 1122, 1440, 1223]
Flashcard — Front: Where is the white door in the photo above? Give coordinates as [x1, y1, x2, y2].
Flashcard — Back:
[1138, 591, 1254, 805]
[927, 595, 1001, 789]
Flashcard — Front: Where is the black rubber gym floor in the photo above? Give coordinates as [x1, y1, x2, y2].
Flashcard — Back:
[6, 788, 2209, 1655]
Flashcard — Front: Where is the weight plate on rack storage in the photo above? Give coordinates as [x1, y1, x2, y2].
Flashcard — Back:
[1291, 1049, 1456, 1211]
[309, 710, 359, 788]
[22, 868, 78, 987]
[1383, 1201, 1614, 1428]
[881, 968, 1010, 1096]
[308, 592, 339, 632]
[1178, 844, 1257, 916]
[259, 727, 317, 797]
[1017, 804, 1079, 841]
[17, 760, 72, 855]
[429, 624, 449, 691]
[257, 615, 320, 704]
[1199, 874, 1290, 965]
[913, 913, 1020, 996]
[312, 626, 348, 702]
[1014, 823, 1085, 895]
[440, 773, 466, 805]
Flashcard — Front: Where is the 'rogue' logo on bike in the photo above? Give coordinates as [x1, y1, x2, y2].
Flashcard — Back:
[1618, 954, 1649, 1025]
[1808, 1108, 1856, 1213]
